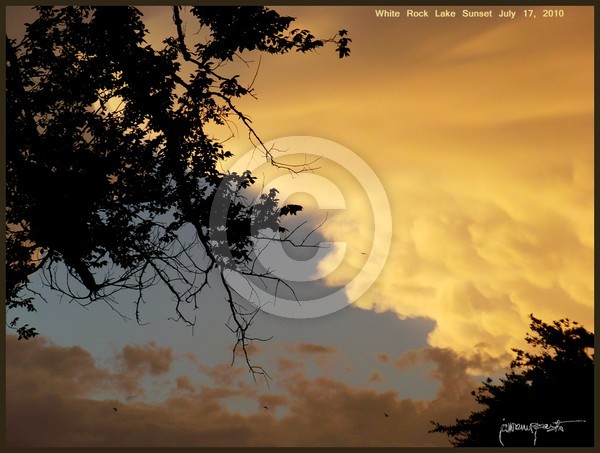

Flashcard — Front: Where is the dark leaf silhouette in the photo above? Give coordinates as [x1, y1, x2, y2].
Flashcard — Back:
[16, 324, 38, 341]
[279, 204, 303, 216]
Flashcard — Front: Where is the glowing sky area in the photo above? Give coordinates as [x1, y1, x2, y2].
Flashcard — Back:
[225, 5, 594, 359]
[5, 5, 594, 447]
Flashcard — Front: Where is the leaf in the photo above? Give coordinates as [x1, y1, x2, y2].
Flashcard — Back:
[279, 204, 303, 216]
[17, 324, 39, 340]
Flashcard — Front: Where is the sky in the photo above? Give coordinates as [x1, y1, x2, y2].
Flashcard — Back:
[5, 5, 594, 447]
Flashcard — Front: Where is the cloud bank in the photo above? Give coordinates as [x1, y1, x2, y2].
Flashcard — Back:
[6, 335, 478, 447]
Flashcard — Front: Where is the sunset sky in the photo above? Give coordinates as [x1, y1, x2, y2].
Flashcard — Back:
[5, 5, 594, 447]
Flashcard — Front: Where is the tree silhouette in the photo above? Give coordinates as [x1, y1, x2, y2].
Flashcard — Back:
[431, 314, 594, 447]
[5, 6, 351, 375]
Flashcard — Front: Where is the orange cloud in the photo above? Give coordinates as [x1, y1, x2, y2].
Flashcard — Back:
[175, 376, 195, 393]
[292, 342, 338, 355]
[6, 335, 479, 447]
[6, 335, 112, 399]
[369, 371, 383, 382]
[118, 342, 173, 376]
[377, 353, 390, 363]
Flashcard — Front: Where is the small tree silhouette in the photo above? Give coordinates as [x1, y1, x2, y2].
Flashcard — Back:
[431, 314, 594, 446]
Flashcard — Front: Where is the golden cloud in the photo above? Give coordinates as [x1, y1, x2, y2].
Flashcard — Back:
[285, 7, 595, 365]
